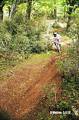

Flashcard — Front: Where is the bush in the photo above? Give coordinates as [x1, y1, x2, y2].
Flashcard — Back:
[58, 40, 79, 109]
[57, 101, 71, 111]
[0, 12, 49, 70]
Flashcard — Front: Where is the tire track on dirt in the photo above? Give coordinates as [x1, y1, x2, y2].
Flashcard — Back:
[0, 57, 61, 120]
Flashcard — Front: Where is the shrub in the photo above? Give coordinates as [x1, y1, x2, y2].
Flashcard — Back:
[58, 40, 79, 110]
[0, 12, 49, 71]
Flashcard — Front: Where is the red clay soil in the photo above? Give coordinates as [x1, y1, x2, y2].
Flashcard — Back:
[0, 56, 61, 120]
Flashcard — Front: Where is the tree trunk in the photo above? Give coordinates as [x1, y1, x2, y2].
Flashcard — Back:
[63, 6, 66, 18]
[53, 0, 57, 19]
[66, 0, 77, 31]
[26, 0, 32, 20]
[66, 15, 71, 31]
[10, 0, 18, 18]
[10, 4, 17, 18]
[53, 8, 57, 19]
[8, 6, 11, 17]
[0, 4, 3, 20]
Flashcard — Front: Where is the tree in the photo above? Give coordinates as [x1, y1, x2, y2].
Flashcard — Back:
[26, 0, 32, 20]
[0, 0, 4, 20]
[1, 0, 26, 19]
[0, 0, 15, 20]
[66, 0, 79, 31]
[4, 0, 32, 20]
[10, 0, 18, 18]
[53, 0, 57, 19]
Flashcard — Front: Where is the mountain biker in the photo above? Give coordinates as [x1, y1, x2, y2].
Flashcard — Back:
[53, 32, 61, 52]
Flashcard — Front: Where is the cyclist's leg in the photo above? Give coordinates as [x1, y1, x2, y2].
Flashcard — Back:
[54, 42, 57, 50]
[57, 43, 61, 52]
[59, 44, 61, 50]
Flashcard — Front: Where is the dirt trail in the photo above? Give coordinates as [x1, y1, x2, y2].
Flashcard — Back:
[0, 56, 61, 120]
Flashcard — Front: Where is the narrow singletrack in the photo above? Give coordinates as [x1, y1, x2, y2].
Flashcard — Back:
[0, 55, 61, 120]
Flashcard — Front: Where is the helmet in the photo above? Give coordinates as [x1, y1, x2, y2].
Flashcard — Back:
[53, 32, 57, 35]
[53, 32, 57, 37]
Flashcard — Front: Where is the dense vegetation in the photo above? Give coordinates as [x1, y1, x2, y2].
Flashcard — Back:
[0, 0, 79, 120]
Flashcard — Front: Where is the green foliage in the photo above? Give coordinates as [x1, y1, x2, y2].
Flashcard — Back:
[57, 101, 71, 111]
[59, 41, 79, 107]
[43, 84, 55, 104]
[52, 22, 61, 29]
[37, 110, 52, 120]
[66, 0, 79, 15]
[58, 7, 79, 107]
[0, 12, 48, 66]
[68, 8, 79, 39]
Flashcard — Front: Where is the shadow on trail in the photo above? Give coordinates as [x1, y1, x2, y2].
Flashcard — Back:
[0, 109, 11, 120]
